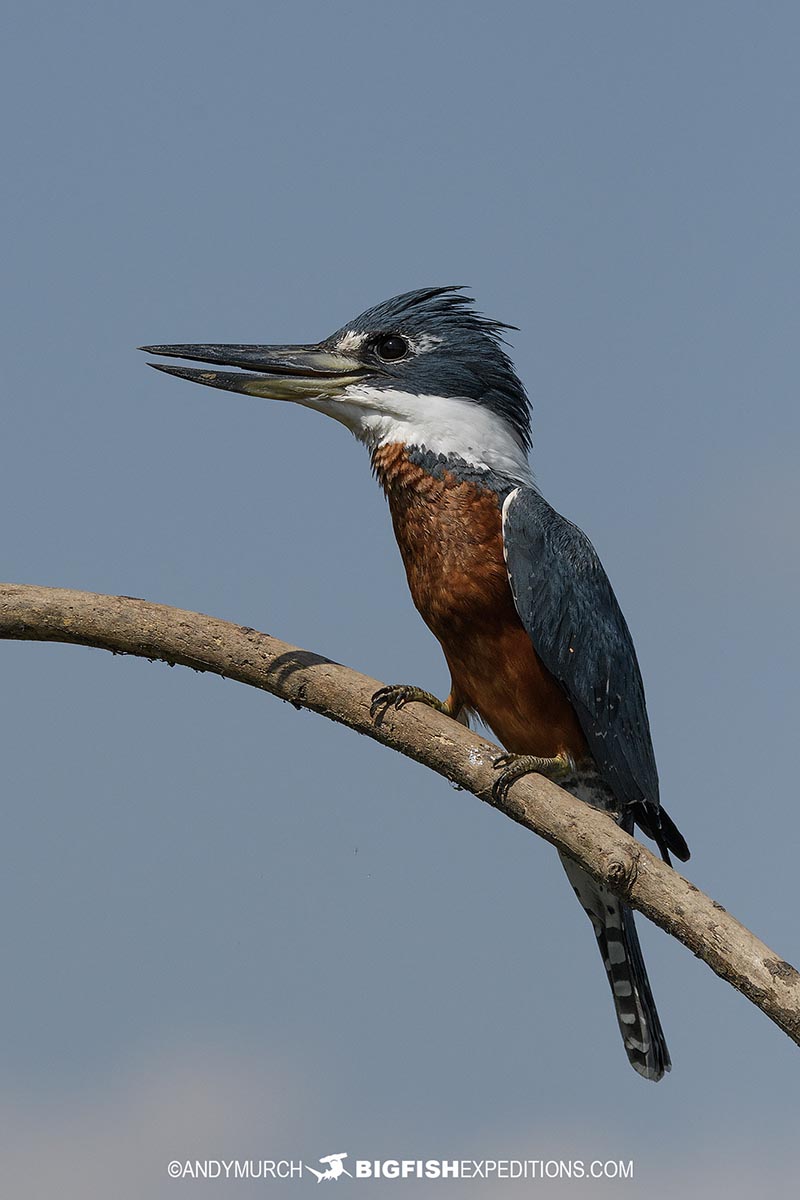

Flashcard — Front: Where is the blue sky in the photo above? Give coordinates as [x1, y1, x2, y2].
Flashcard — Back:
[1, 2, 799, 1195]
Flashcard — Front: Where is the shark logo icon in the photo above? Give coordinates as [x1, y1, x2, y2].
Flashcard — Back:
[304, 1152, 352, 1182]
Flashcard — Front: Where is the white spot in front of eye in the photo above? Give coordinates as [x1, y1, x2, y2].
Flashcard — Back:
[336, 330, 368, 352]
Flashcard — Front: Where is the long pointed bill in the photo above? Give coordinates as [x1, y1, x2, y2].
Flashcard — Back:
[139, 343, 367, 401]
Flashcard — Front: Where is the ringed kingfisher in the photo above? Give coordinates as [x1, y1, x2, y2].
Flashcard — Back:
[142, 286, 690, 1081]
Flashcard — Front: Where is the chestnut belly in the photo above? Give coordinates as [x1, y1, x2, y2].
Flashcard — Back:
[441, 617, 590, 761]
[371, 443, 589, 763]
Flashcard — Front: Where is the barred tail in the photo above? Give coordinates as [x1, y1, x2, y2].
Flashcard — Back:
[559, 853, 671, 1081]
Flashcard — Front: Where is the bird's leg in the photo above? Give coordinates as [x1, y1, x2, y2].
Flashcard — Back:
[370, 684, 460, 725]
[491, 750, 576, 805]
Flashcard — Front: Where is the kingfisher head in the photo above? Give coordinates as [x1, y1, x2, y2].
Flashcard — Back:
[142, 287, 533, 484]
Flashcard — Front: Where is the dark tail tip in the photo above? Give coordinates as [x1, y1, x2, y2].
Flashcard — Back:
[636, 803, 690, 864]
[658, 808, 691, 863]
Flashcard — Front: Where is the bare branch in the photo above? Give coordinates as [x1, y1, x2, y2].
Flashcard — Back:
[2, 582, 798, 1047]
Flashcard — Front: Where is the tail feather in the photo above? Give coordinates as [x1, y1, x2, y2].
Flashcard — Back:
[634, 801, 690, 866]
[559, 853, 671, 1081]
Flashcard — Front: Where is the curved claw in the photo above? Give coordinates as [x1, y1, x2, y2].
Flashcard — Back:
[369, 684, 445, 726]
[370, 684, 407, 723]
[491, 770, 515, 807]
[491, 750, 575, 806]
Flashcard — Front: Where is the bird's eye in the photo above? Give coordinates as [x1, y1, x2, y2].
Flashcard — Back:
[374, 334, 409, 362]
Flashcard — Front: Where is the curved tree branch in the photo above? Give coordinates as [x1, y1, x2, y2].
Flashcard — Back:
[2, 582, 798, 1048]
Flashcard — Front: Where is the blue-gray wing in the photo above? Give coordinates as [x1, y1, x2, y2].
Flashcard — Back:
[502, 486, 661, 824]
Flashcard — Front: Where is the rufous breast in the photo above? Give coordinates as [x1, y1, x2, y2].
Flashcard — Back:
[372, 443, 590, 762]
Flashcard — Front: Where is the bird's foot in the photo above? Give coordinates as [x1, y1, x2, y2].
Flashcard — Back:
[370, 684, 447, 725]
[491, 750, 576, 805]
